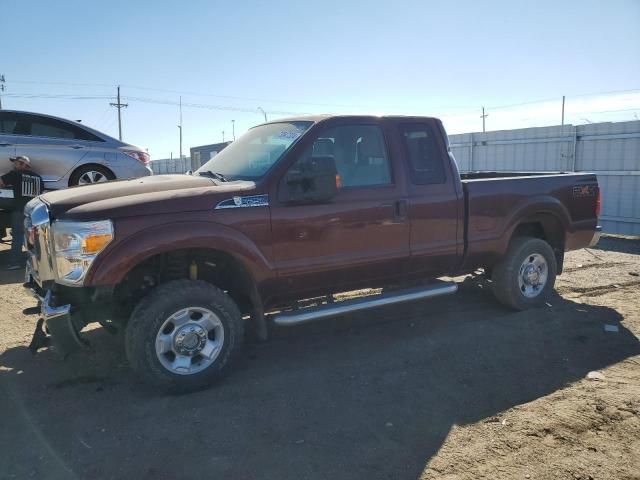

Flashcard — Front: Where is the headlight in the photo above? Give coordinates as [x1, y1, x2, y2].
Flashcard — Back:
[51, 220, 114, 285]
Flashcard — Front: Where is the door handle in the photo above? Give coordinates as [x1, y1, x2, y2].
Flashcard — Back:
[394, 200, 408, 221]
[69, 145, 83, 149]
[0, 142, 12, 147]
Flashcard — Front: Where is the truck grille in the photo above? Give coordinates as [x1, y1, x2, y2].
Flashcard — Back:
[24, 199, 56, 286]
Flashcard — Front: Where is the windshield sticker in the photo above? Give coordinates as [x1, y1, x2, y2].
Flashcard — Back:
[278, 130, 301, 140]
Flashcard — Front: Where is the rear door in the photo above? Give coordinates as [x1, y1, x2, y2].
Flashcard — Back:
[269, 120, 410, 298]
[397, 121, 462, 275]
[10, 113, 96, 187]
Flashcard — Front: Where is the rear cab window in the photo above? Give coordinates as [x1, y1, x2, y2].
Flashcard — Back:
[399, 123, 445, 185]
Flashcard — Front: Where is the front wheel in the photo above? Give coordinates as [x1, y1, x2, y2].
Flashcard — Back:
[491, 236, 557, 310]
[125, 279, 244, 392]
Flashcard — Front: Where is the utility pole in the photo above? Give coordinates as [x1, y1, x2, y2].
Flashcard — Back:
[110, 85, 128, 140]
[257, 106, 267, 122]
[561, 95, 565, 126]
[222, 130, 225, 142]
[480, 107, 488, 133]
[0, 74, 6, 109]
[178, 96, 183, 160]
[231, 119, 235, 141]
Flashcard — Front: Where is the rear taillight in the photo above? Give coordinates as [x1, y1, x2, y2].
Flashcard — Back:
[123, 150, 150, 166]
[595, 188, 601, 217]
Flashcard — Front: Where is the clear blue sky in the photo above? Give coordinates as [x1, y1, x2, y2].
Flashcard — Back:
[3, 0, 639, 159]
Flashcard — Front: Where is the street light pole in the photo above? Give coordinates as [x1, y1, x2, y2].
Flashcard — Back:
[231, 119, 235, 141]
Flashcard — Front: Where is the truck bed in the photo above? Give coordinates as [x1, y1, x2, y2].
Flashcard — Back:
[461, 171, 599, 271]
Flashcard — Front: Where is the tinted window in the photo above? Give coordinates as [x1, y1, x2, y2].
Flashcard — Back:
[400, 124, 445, 184]
[31, 119, 76, 139]
[0, 112, 18, 134]
[0, 112, 103, 142]
[294, 124, 391, 188]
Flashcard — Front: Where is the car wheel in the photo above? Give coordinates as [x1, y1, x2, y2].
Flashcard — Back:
[125, 279, 244, 392]
[69, 165, 115, 186]
[491, 236, 557, 310]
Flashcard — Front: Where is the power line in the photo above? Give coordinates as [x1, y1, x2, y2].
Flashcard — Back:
[8, 78, 640, 111]
[4, 93, 112, 100]
[7, 78, 368, 109]
[4, 91, 307, 116]
[122, 95, 306, 116]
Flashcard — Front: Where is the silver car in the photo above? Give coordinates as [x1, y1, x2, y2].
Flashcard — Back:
[0, 110, 152, 189]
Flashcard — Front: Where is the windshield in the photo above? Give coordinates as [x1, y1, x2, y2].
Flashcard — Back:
[195, 121, 313, 180]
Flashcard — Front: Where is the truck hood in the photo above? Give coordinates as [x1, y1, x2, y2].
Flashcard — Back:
[41, 175, 258, 220]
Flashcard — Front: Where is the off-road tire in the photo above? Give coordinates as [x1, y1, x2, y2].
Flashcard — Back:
[125, 279, 244, 392]
[491, 236, 557, 310]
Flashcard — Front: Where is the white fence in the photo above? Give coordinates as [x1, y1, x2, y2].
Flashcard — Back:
[150, 157, 191, 174]
[449, 120, 640, 235]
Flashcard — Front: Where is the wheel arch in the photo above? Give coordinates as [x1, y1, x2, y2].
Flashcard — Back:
[86, 221, 273, 338]
[68, 163, 115, 186]
[508, 211, 567, 273]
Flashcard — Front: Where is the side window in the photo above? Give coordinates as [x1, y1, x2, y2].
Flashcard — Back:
[400, 124, 445, 185]
[30, 119, 76, 139]
[291, 124, 391, 188]
[0, 112, 18, 134]
[73, 126, 104, 142]
[14, 114, 104, 142]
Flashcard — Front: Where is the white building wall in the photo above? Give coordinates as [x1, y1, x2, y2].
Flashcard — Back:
[449, 120, 640, 235]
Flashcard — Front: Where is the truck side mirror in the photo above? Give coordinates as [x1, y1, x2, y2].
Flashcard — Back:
[281, 155, 338, 204]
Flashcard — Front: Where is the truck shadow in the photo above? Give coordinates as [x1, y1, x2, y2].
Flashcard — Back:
[0, 248, 27, 285]
[1, 276, 639, 480]
[592, 235, 640, 255]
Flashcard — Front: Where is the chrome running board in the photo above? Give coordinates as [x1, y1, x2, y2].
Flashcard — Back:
[273, 282, 458, 326]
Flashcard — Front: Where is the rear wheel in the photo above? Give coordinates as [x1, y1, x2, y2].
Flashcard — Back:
[125, 279, 244, 392]
[69, 165, 115, 186]
[491, 236, 557, 310]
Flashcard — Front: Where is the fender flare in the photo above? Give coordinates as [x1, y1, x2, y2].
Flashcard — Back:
[497, 195, 572, 255]
[85, 220, 274, 286]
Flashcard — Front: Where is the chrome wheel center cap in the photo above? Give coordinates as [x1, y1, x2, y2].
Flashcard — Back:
[174, 324, 207, 355]
[524, 265, 539, 285]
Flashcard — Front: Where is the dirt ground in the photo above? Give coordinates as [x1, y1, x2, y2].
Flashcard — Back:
[0, 236, 639, 480]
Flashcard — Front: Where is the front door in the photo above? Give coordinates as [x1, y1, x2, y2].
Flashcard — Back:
[269, 123, 410, 301]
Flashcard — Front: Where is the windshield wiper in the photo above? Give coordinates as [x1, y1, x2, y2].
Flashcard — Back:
[198, 170, 229, 182]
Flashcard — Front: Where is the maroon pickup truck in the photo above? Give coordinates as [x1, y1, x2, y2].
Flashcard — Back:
[23, 115, 601, 391]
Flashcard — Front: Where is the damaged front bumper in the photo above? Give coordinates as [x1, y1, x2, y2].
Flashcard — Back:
[24, 268, 87, 354]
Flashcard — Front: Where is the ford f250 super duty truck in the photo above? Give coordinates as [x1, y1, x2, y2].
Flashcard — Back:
[22, 115, 601, 391]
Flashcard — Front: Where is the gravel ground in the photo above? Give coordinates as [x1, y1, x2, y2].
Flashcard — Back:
[0, 236, 639, 480]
